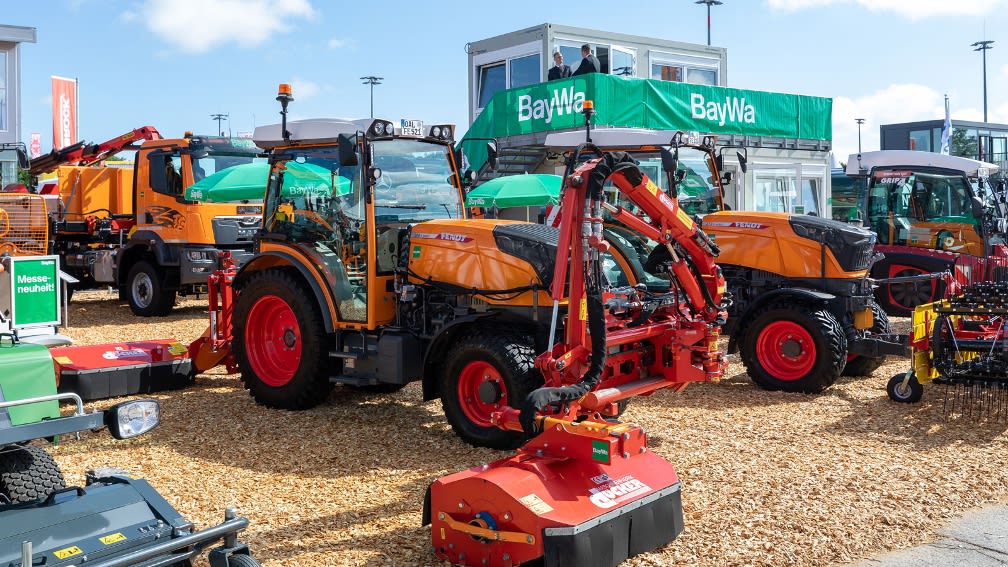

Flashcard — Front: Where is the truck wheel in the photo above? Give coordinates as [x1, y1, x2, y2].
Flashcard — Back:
[227, 554, 262, 567]
[233, 270, 332, 410]
[740, 302, 846, 393]
[440, 331, 543, 449]
[842, 301, 892, 377]
[127, 260, 177, 317]
[887, 373, 924, 403]
[0, 444, 66, 504]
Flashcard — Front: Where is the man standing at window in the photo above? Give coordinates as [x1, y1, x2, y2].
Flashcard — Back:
[572, 44, 600, 76]
[548, 50, 571, 81]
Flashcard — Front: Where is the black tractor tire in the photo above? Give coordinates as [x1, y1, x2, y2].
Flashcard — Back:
[127, 260, 177, 317]
[842, 301, 892, 377]
[740, 302, 847, 394]
[887, 373, 924, 403]
[232, 270, 332, 410]
[0, 444, 66, 504]
[440, 330, 544, 449]
[227, 554, 262, 567]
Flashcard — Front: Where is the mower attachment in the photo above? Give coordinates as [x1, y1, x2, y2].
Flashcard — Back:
[425, 415, 683, 567]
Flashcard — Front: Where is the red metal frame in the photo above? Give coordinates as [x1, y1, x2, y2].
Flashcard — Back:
[28, 126, 162, 176]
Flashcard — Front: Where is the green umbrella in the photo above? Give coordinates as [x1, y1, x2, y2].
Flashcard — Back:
[464, 174, 562, 208]
[185, 162, 350, 203]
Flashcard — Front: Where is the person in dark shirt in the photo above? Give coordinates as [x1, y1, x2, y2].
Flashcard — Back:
[572, 43, 600, 76]
[548, 50, 572, 80]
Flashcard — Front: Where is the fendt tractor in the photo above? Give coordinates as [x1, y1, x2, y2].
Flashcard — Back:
[2, 126, 263, 316]
[842, 150, 1008, 316]
[517, 127, 898, 393]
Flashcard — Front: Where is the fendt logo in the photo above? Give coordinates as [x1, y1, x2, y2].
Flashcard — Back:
[690, 93, 756, 127]
[517, 86, 586, 124]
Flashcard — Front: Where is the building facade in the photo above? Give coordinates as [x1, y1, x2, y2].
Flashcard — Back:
[880, 119, 1008, 167]
[0, 24, 36, 187]
[466, 23, 727, 124]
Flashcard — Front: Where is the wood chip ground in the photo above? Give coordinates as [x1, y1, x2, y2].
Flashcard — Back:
[53, 290, 1008, 566]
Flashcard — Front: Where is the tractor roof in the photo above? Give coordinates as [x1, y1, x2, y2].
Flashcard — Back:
[544, 128, 681, 149]
[845, 150, 999, 177]
[253, 118, 370, 150]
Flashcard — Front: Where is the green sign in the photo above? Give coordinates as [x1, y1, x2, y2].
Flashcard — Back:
[460, 73, 833, 172]
[591, 439, 610, 463]
[12, 255, 60, 327]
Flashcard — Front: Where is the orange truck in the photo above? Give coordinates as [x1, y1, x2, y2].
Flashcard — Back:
[28, 128, 264, 316]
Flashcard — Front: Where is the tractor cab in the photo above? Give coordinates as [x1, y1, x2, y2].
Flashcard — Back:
[252, 113, 463, 329]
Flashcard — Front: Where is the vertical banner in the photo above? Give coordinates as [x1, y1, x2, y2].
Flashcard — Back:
[29, 132, 41, 158]
[51, 75, 77, 150]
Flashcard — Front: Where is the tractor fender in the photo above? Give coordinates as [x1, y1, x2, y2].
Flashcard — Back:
[727, 287, 836, 353]
[117, 231, 179, 286]
[233, 251, 336, 333]
[420, 312, 545, 402]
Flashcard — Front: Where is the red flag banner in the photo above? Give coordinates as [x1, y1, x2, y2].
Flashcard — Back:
[51, 75, 77, 150]
[29, 132, 41, 158]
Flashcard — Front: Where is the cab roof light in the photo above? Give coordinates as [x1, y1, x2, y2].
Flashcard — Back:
[428, 124, 454, 142]
[368, 119, 395, 138]
[277, 83, 293, 101]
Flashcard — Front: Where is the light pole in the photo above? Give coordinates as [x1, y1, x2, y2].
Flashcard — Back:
[855, 118, 865, 154]
[695, 0, 723, 46]
[972, 40, 994, 123]
[210, 113, 228, 136]
[360, 76, 383, 119]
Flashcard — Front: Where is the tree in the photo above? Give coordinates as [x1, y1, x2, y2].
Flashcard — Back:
[950, 129, 976, 159]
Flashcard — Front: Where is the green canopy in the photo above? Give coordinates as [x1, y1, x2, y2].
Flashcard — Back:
[464, 174, 562, 208]
[185, 161, 350, 203]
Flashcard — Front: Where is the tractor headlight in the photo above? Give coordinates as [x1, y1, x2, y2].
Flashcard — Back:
[431, 126, 441, 138]
[373, 122, 384, 135]
[384, 122, 394, 135]
[106, 399, 161, 439]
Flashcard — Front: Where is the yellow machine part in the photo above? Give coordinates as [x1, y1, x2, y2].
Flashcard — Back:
[703, 210, 869, 279]
[0, 193, 49, 256]
[407, 219, 553, 307]
[57, 166, 133, 221]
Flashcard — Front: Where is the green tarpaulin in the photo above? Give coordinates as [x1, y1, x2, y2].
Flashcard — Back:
[459, 73, 832, 174]
[185, 162, 350, 203]
[465, 174, 561, 208]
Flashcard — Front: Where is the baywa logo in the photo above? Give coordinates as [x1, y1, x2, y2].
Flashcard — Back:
[146, 205, 186, 229]
[690, 93, 756, 127]
[517, 86, 586, 124]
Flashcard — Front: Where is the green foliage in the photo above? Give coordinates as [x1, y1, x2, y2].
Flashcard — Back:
[950, 129, 976, 159]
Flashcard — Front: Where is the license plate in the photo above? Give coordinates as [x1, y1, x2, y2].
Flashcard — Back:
[401, 119, 424, 136]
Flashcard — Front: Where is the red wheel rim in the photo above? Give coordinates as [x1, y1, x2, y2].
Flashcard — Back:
[245, 295, 301, 387]
[457, 361, 507, 427]
[756, 320, 816, 381]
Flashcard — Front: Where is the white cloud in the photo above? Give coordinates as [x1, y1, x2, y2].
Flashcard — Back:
[138, 0, 315, 53]
[327, 38, 354, 49]
[767, 0, 1005, 19]
[290, 79, 320, 100]
[831, 83, 1008, 162]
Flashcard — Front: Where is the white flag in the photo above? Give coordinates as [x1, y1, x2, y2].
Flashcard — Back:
[940, 95, 951, 155]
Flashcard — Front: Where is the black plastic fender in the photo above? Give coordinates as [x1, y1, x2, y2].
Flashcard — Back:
[233, 251, 336, 333]
[728, 287, 835, 353]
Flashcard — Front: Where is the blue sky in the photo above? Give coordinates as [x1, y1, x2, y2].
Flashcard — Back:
[6, 0, 1008, 162]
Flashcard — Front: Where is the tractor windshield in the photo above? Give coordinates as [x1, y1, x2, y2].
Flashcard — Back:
[605, 147, 722, 217]
[371, 139, 463, 223]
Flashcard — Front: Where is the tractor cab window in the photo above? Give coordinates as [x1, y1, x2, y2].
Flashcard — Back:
[604, 150, 722, 217]
[371, 139, 463, 224]
[866, 168, 980, 252]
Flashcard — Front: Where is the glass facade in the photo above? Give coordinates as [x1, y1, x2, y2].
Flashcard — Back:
[0, 51, 7, 131]
[477, 52, 542, 111]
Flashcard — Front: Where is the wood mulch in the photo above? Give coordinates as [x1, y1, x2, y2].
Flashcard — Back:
[51, 290, 1008, 566]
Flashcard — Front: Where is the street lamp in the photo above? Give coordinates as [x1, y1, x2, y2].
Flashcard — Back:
[972, 40, 994, 123]
[695, 0, 723, 46]
[361, 76, 383, 119]
[210, 113, 229, 136]
[855, 118, 865, 154]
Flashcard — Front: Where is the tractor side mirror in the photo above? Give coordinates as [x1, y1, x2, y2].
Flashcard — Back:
[660, 147, 679, 173]
[15, 148, 28, 170]
[971, 195, 985, 219]
[338, 133, 359, 167]
[486, 141, 498, 171]
[736, 149, 748, 173]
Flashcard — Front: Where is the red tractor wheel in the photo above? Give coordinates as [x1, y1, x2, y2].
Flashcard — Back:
[244, 295, 301, 387]
[232, 270, 332, 409]
[740, 302, 846, 393]
[440, 330, 543, 449]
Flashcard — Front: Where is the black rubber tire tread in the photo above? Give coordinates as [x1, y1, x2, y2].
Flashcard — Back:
[842, 301, 892, 377]
[232, 270, 333, 410]
[440, 329, 543, 449]
[127, 260, 177, 317]
[227, 554, 262, 567]
[739, 301, 847, 394]
[887, 373, 924, 403]
[0, 444, 66, 504]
